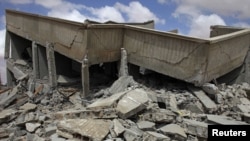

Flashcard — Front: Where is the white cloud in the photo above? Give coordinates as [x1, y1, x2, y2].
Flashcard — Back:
[0, 29, 6, 84]
[9, 0, 33, 4]
[115, 1, 165, 24]
[173, 0, 250, 19]
[87, 6, 125, 22]
[188, 14, 226, 38]
[233, 22, 250, 28]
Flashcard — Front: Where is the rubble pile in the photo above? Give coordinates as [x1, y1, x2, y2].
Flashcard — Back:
[1, 72, 250, 141]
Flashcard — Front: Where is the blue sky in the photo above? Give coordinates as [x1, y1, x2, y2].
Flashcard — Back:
[0, 0, 250, 83]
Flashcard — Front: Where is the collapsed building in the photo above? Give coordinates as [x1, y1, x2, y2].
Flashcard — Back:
[1, 9, 250, 141]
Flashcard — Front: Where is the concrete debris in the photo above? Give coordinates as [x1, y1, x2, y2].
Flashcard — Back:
[2, 55, 250, 141]
[207, 114, 248, 125]
[87, 90, 128, 110]
[183, 119, 208, 138]
[0, 85, 20, 108]
[184, 101, 204, 114]
[159, 124, 187, 141]
[25, 122, 41, 132]
[0, 109, 17, 124]
[143, 131, 170, 141]
[202, 83, 219, 95]
[188, 86, 217, 112]
[109, 76, 135, 94]
[57, 119, 111, 140]
[116, 89, 149, 119]
[112, 119, 125, 137]
[19, 103, 37, 112]
[137, 121, 155, 131]
[140, 109, 176, 123]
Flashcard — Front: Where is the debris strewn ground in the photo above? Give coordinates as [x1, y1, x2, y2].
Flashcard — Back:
[1, 62, 250, 141]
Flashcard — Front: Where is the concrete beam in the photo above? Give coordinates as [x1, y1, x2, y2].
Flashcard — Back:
[32, 41, 39, 79]
[81, 55, 89, 98]
[46, 43, 57, 88]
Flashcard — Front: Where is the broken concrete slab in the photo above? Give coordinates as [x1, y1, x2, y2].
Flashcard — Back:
[123, 126, 143, 141]
[14, 59, 28, 66]
[239, 97, 250, 105]
[53, 108, 117, 120]
[207, 114, 247, 125]
[113, 119, 125, 137]
[109, 76, 135, 94]
[236, 104, 250, 113]
[143, 131, 170, 141]
[19, 103, 37, 112]
[0, 85, 19, 108]
[0, 109, 17, 124]
[25, 123, 41, 132]
[188, 86, 217, 111]
[159, 124, 187, 141]
[87, 90, 128, 110]
[202, 83, 219, 95]
[183, 119, 208, 138]
[116, 89, 149, 119]
[137, 121, 155, 131]
[57, 119, 111, 141]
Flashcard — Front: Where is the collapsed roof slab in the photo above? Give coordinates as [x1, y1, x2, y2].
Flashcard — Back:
[5, 9, 250, 86]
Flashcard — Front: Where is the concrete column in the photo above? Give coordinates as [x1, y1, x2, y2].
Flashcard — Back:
[6, 69, 14, 87]
[81, 55, 89, 98]
[46, 43, 57, 88]
[119, 48, 128, 77]
[32, 41, 39, 79]
[4, 31, 10, 59]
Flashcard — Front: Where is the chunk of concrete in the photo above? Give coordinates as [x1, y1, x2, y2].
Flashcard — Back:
[54, 108, 117, 120]
[25, 123, 41, 132]
[87, 90, 128, 110]
[113, 119, 125, 136]
[143, 131, 170, 141]
[0, 128, 10, 138]
[157, 93, 178, 109]
[188, 86, 217, 111]
[45, 125, 57, 137]
[137, 121, 155, 131]
[207, 114, 247, 125]
[0, 109, 17, 124]
[57, 119, 111, 141]
[140, 109, 176, 123]
[123, 126, 143, 141]
[109, 76, 135, 94]
[159, 124, 187, 141]
[183, 119, 208, 138]
[19, 103, 37, 111]
[239, 97, 250, 105]
[184, 101, 204, 114]
[116, 89, 149, 119]
[50, 134, 66, 141]
[202, 83, 219, 95]
[26, 133, 45, 141]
